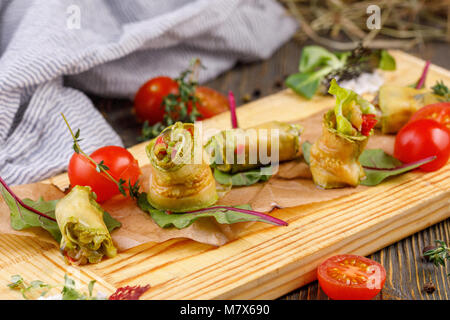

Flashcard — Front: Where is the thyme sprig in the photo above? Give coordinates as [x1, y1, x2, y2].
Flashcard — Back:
[61, 114, 141, 201]
[423, 240, 450, 276]
[138, 59, 204, 141]
[432, 81, 450, 101]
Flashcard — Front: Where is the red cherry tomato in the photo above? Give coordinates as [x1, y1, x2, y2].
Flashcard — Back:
[134, 76, 228, 124]
[134, 76, 178, 125]
[394, 119, 450, 172]
[317, 254, 386, 300]
[195, 86, 229, 119]
[68, 146, 141, 202]
[409, 102, 450, 131]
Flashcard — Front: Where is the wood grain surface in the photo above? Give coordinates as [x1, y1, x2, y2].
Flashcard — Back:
[91, 41, 450, 300]
[1, 43, 449, 300]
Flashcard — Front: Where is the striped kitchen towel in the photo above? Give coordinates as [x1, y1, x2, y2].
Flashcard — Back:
[0, 0, 297, 185]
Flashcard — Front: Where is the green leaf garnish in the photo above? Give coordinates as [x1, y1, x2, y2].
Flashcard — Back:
[62, 275, 84, 300]
[137, 193, 287, 229]
[360, 150, 435, 186]
[286, 45, 396, 99]
[431, 80, 450, 101]
[286, 70, 331, 99]
[328, 79, 377, 136]
[8, 274, 106, 300]
[378, 50, 396, 71]
[213, 167, 271, 187]
[0, 181, 121, 242]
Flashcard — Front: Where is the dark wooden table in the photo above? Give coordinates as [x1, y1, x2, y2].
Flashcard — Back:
[91, 39, 450, 300]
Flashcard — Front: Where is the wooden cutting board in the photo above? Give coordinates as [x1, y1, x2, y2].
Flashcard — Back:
[0, 50, 449, 300]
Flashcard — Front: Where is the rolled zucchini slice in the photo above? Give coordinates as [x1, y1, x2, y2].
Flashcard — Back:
[310, 112, 368, 188]
[310, 79, 374, 188]
[146, 122, 218, 212]
[55, 185, 117, 264]
[378, 85, 441, 134]
[206, 121, 303, 174]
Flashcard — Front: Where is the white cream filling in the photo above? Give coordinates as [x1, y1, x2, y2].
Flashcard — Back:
[338, 71, 384, 95]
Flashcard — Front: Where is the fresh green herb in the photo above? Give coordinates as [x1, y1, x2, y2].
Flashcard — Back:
[213, 167, 271, 187]
[96, 160, 109, 173]
[138, 122, 165, 142]
[62, 113, 142, 201]
[286, 45, 346, 99]
[139, 60, 203, 141]
[8, 274, 105, 300]
[0, 180, 120, 242]
[137, 193, 287, 229]
[302, 142, 435, 186]
[359, 150, 435, 186]
[61, 275, 99, 300]
[8, 275, 53, 300]
[286, 45, 396, 99]
[423, 240, 450, 275]
[378, 50, 396, 71]
[1, 193, 61, 241]
[432, 80, 450, 101]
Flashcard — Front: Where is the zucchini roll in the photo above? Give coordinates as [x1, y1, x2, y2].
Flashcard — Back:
[206, 121, 303, 174]
[146, 122, 218, 212]
[378, 85, 440, 134]
[310, 79, 376, 188]
[55, 185, 117, 264]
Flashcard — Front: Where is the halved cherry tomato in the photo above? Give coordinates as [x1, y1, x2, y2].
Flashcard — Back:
[317, 254, 386, 300]
[409, 102, 450, 131]
[134, 76, 179, 125]
[394, 119, 450, 172]
[68, 146, 141, 202]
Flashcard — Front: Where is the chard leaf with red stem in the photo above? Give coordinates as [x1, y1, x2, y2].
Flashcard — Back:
[228, 90, 239, 129]
[415, 60, 430, 89]
[0, 175, 121, 242]
[137, 193, 287, 229]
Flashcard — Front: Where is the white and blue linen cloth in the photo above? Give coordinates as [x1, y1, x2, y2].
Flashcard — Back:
[0, 0, 297, 185]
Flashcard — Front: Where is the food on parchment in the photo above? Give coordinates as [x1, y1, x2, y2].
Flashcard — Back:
[206, 121, 303, 174]
[146, 122, 218, 212]
[377, 85, 441, 134]
[56, 185, 117, 264]
[309, 79, 377, 188]
[285, 45, 396, 99]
